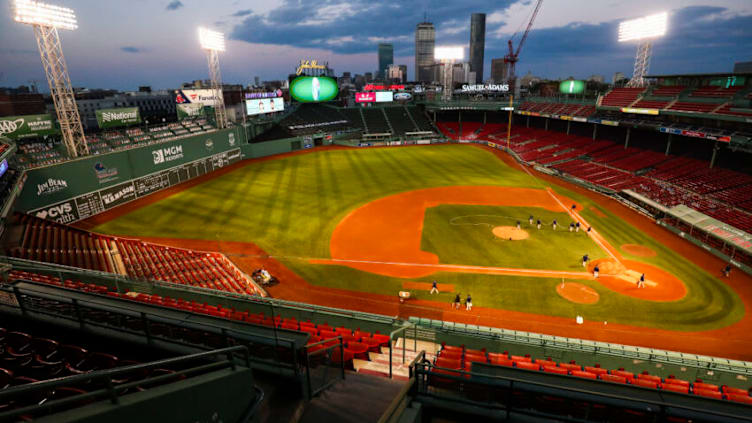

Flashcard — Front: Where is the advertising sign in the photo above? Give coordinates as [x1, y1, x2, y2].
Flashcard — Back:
[295, 59, 327, 75]
[174, 89, 222, 107]
[393, 92, 412, 101]
[245, 89, 283, 99]
[0, 114, 58, 139]
[461, 84, 509, 92]
[355, 92, 376, 103]
[559, 80, 585, 94]
[289, 76, 338, 102]
[364, 84, 405, 91]
[96, 107, 141, 129]
[177, 103, 204, 119]
[245, 98, 284, 115]
[375, 91, 394, 102]
[0, 159, 7, 179]
[620, 107, 660, 115]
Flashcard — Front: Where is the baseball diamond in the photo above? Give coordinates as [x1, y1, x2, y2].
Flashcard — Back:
[84, 144, 750, 356]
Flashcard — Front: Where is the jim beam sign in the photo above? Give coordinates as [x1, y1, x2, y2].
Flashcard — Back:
[96, 107, 141, 129]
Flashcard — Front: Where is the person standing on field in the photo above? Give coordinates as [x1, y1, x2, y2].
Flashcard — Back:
[529, 215, 534, 225]
[537, 219, 541, 230]
[430, 280, 439, 294]
[593, 265, 600, 278]
[637, 273, 645, 288]
[552, 219, 557, 230]
[465, 294, 472, 311]
[453, 293, 461, 309]
[582, 254, 589, 268]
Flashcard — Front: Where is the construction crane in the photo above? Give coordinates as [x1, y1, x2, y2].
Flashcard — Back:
[503, 0, 543, 86]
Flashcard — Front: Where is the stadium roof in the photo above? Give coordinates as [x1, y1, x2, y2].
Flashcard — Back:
[645, 72, 752, 78]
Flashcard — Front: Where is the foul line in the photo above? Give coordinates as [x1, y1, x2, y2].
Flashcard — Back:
[269, 254, 614, 279]
[545, 187, 622, 264]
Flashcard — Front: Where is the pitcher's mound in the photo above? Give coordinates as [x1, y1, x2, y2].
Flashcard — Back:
[556, 283, 600, 304]
[492, 226, 529, 240]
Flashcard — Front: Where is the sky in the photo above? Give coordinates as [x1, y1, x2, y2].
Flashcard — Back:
[1, 0, 751, 91]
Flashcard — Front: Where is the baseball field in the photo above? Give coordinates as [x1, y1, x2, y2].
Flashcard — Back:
[80, 144, 752, 360]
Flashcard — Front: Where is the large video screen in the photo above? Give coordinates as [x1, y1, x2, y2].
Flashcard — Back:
[246, 98, 284, 115]
[559, 80, 585, 94]
[290, 76, 338, 102]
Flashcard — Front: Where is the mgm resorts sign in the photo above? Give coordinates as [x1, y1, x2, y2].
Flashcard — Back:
[462, 84, 510, 92]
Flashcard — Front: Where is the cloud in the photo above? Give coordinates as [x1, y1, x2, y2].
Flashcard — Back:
[120, 46, 144, 53]
[165, 1, 183, 11]
[232, 9, 253, 17]
[230, 0, 514, 55]
[506, 6, 752, 80]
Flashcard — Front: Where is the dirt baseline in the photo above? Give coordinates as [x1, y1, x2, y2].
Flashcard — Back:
[492, 226, 529, 240]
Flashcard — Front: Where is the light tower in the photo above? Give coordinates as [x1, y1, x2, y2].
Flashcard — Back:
[13, 0, 88, 157]
[618, 12, 668, 88]
[198, 27, 228, 129]
[434, 46, 464, 102]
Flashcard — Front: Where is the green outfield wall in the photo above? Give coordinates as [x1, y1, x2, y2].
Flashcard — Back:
[15, 126, 314, 224]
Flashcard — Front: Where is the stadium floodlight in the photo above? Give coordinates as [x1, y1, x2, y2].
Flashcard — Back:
[618, 12, 667, 42]
[13, 0, 78, 30]
[198, 27, 228, 128]
[434, 46, 464, 61]
[618, 12, 668, 87]
[434, 46, 464, 102]
[12, 0, 88, 157]
[198, 27, 225, 52]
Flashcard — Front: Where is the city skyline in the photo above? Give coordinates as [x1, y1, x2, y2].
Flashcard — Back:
[1, 0, 751, 91]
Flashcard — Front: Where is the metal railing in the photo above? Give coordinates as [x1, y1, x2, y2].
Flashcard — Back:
[0, 346, 253, 421]
[303, 336, 346, 399]
[412, 361, 752, 423]
[408, 317, 752, 376]
[2, 281, 303, 377]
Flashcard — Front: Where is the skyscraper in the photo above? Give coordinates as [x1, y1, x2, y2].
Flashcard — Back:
[415, 21, 435, 82]
[469, 13, 486, 84]
[491, 58, 506, 83]
[378, 43, 394, 79]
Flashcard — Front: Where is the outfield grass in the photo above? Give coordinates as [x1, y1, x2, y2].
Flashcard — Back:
[94, 145, 745, 331]
[421, 204, 606, 270]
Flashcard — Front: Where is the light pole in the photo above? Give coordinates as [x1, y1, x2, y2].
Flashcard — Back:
[434, 46, 464, 102]
[13, 0, 88, 157]
[618, 12, 668, 88]
[198, 27, 228, 129]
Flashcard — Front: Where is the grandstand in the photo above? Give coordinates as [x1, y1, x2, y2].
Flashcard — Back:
[13, 117, 216, 170]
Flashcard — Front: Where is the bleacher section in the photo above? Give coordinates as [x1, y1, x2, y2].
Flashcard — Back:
[279, 104, 353, 136]
[14, 118, 215, 170]
[668, 101, 719, 113]
[361, 108, 391, 134]
[383, 107, 417, 135]
[437, 123, 752, 232]
[6, 267, 752, 421]
[406, 108, 435, 132]
[7, 215, 263, 296]
[517, 101, 597, 118]
[689, 86, 744, 98]
[600, 87, 645, 107]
